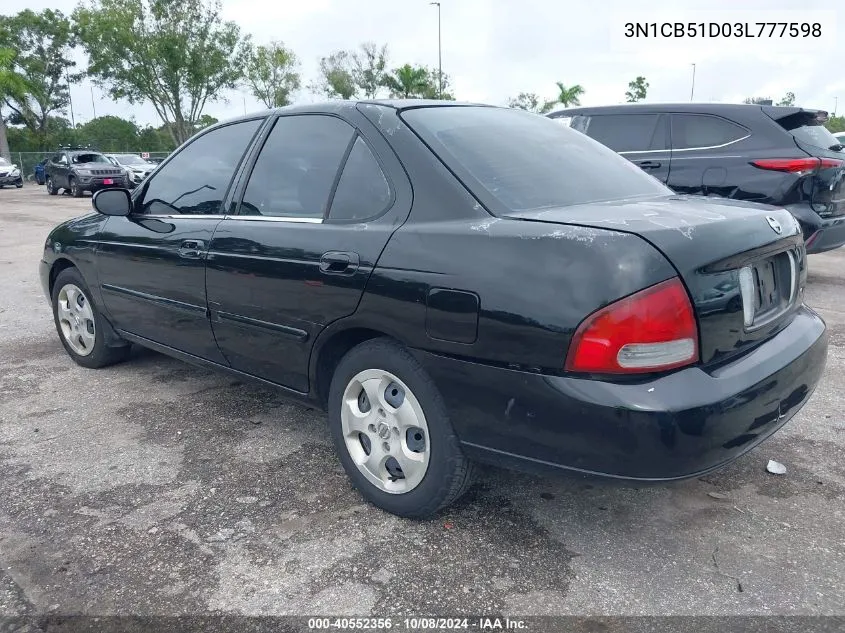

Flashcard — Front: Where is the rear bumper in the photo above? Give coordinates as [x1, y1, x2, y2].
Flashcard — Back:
[414, 305, 827, 480]
[787, 203, 845, 253]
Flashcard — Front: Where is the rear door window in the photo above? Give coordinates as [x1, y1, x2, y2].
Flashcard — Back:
[671, 114, 748, 150]
[327, 137, 392, 222]
[581, 114, 661, 152]
[239, 115, 354, 218]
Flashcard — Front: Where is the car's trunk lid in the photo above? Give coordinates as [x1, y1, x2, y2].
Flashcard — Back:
[505, 195, 807, 367]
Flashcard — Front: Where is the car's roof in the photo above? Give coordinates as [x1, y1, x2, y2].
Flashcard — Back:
[213, 99, 492, 128]
[550, 103, 826, 118]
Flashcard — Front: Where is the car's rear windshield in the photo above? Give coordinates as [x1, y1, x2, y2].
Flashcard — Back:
[774, 111, 843, 151]
[400, 106, 670, 213]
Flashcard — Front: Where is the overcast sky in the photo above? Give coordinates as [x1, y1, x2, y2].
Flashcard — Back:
[5, 0, 843, 127]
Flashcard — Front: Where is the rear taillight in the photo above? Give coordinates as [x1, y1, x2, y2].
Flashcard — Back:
[751, 157, 844, 176]
[565, 278, 699, 374]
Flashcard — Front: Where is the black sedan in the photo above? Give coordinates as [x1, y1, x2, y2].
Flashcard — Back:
[40, 101, 828, 518]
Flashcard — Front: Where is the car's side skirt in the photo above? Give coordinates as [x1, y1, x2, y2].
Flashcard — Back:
[116, 330, 317, 407]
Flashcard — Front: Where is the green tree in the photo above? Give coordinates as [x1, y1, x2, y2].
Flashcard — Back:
[550, 82, 584, 108]
[625, 76, 649, 102]
[421, 68, 454, 100]
[777, 92, 796, 107]
[74, 0, 250, 145]
[0, 48, 28, 161]
[77, 115, 139, 151]
[825, 115, 845, 134]
[7, 115, 77, 152]
[138, 124, 176, 152]
[508, 92, 542, 112]
[381, 64, 430, 99]
[312, 50, 357, 99]
[0, 10, 81, 148]
[352, 42, 389, 99]
[245, 40, 300, 109]
[194, 114, 218, 130]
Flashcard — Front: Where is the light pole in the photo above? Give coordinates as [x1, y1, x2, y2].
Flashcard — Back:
[430, 2, 442, 98]
[690, 63, 696, 102]
[65, 67, 76, 128]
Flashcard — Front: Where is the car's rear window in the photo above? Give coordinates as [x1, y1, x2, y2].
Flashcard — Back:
[775, 111, 843, 151]
[401, 106, 669, 213]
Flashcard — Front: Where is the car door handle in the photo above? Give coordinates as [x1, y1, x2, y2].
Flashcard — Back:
[320, 251, 360, 275]
[178, 239, 206, 259]
[635, 160, 662, 170]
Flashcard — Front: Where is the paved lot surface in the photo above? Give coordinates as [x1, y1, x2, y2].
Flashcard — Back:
[0, 185, 843, 617]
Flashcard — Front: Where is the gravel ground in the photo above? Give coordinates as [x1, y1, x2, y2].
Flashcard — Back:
[0, 185, 843, 620]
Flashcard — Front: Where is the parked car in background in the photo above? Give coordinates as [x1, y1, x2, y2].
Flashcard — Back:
[104, 153, 156, 189]
[146, 156, 166, 164]
[0, 157, 23, 188]
[41, 102, 827, 517]
[45, 147, 128, 197]
[34, 158, 48, 185]
[834, 131, 845, 145]
[550, 104, 845, 254]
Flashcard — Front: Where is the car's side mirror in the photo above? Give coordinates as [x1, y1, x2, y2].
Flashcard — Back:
[92, 189, 132, 217]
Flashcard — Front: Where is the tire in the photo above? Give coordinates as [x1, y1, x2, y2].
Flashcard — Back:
[328, 338, 475, 518]
[51, 267, 131, 369]
[15, 179, 23, 188]
[69, 177, 82, 198]
[46, 177, 57, 195]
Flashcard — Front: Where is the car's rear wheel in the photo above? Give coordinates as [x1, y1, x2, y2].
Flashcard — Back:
[46, 177, 57, 195]
[328, 338, 475, 518]
[69, 177, 82, 198]
[51, 268, 131, 369]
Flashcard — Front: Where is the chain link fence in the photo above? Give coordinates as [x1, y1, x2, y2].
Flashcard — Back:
[11, 151, 172, 182]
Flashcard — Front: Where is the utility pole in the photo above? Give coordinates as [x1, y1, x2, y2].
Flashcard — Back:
[690, 63, 696, 102]
[90, 86, 97, 119]
[430, 2, 442, 98]
[66, 67, 76, 127]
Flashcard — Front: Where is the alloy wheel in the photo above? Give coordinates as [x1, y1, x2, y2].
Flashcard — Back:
[340, 369, 430, 494]
[56, 283, 96, 356]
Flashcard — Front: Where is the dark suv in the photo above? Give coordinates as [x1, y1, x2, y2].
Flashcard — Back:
[45, 147, 128, 197]
[550, 104, 845, 253]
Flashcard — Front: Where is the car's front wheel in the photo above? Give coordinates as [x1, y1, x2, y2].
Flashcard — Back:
[69, 177, 82, 198]
[15, 179, 23, 188]
[46, 177, 57, 195]
[328, 338, 475, 518]
[51, 268, 131, 369]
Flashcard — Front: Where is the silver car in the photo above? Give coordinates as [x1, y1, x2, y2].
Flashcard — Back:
[104, 153, 156, 189]
[0, 157, 23, 188]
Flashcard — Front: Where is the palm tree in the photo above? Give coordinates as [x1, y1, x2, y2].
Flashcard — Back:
[0, 48, 28, 162]
[381, 64, 430, 99]
[553, 82, 585, 108]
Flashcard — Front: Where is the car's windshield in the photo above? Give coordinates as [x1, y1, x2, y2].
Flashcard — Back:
[71, 153, 110, 164]
[114, 154, 151, 166]
[401, 106, 670, 213]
